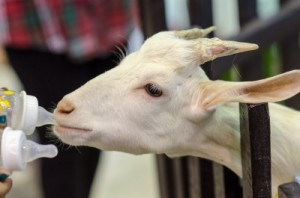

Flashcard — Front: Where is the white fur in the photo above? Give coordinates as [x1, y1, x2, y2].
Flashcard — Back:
[53, 28, 300, 196]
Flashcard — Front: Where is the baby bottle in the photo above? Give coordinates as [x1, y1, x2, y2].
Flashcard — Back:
[0, 87, 54, 134]
[0, 87, 58, 171]
[0, 127, 58, 171]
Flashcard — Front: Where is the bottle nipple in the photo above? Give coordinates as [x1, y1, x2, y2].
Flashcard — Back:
[1, 127, 58, 171]
[36, 106, 55, 126]
[22, 139, 58, 163]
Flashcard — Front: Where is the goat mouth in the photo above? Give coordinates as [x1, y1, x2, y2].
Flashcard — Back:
[54, 125, 92, 134]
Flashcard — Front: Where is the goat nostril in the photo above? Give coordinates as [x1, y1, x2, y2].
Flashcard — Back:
[57, 99, 75, 114]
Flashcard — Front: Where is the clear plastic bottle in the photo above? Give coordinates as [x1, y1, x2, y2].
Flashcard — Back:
[0, 127, 57, 171]
[0, 87, 58, 171]
[0, 88, 54, 134]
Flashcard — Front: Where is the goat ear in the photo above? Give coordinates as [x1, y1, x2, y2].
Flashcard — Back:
[195, 38, 258, 64]
[199, 70, 300, 110]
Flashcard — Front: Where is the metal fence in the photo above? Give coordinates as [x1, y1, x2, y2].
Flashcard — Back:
[138, 0, 300, 197]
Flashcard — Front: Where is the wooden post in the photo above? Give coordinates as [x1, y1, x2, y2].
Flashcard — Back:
[240, 103, 272, 198]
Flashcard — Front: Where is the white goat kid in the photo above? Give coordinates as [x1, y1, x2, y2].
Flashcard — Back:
[53, 27, 300, 196]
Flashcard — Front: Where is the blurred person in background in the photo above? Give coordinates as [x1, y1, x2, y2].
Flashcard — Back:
[0, 0, 139, 198]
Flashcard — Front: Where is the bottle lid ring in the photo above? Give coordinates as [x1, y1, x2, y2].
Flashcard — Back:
[1, 127, 26, 171]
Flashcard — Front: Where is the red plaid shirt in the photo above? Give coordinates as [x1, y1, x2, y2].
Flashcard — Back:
[0, 0, 138, 60]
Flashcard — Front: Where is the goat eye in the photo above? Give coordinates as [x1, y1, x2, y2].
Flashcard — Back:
[145, 83, 162, 97]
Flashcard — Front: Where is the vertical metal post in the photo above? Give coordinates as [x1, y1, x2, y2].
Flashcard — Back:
[240, 103, 272, 198]
[213, 163, 225, 198]
[156, 155, 172, 198]
[187, 157, 201, 198]
[173, 158, 185, 198]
